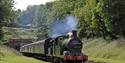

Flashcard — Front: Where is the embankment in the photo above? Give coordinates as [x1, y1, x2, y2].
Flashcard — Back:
[83, 38, 125, 63]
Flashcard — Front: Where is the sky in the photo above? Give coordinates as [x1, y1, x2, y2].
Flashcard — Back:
[14, 0, 53, 10]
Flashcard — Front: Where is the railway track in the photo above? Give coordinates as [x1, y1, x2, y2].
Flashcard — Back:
[43, 60, 109, 63]
[21, 52, 109, 63]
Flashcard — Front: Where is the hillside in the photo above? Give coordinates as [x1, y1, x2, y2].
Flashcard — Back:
[0, 45, 47, 63]
[0, 27, 48, 63]
[2, 27, 37, 43]
[83, 38, 125, 63]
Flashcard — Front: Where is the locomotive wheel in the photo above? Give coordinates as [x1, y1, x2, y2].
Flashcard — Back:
[76, 61, 87, 63]
[59, 59, 64, 63]
[64, 60, 86, 63]
[50, 57, 59, 63]
[64, 60, 74, 63]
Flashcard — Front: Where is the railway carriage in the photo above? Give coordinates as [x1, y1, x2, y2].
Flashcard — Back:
[20, 30, 88, 63]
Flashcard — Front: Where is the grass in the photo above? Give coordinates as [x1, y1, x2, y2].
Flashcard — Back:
[0, 27, 47, 63]
[2, 27, 37, 43]
[0, 56, 48, 63]
[83, 38, 125, 63]
[89, 57, 125, 63]
[0, 45, 48, 63]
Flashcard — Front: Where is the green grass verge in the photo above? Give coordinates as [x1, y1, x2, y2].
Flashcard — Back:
[83, 38, 125, 63]
[2, 27, 37, 43]
[0, 56, 48, 63]
[0, 45, 48, 63]
[89, 57, 125, 63]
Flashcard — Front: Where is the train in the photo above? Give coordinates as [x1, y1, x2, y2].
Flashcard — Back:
[20, 30, 88, 63]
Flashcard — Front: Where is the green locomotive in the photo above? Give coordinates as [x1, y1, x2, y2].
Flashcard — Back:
[20, 30, 88, 63]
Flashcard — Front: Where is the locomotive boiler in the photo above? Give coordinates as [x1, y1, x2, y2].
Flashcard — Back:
[20, 30, 88, 63]
[61, 30, 88, 63]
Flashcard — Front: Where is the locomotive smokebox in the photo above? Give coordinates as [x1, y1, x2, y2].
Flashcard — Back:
[72, 30, 77, 38]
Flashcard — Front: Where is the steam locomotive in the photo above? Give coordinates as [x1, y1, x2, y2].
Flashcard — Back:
[20, 30, 88, 63]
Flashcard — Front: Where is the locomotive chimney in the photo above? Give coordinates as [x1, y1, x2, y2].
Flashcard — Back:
[72, 30, 77, 38]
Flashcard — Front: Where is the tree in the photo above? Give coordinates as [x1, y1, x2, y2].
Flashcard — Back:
[0, 0, 14, 40]
[15, 0, 125, 40]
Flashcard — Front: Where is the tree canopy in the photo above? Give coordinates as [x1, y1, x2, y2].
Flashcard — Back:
[15, 0, 125, 40]
[0, 0, 15, 40]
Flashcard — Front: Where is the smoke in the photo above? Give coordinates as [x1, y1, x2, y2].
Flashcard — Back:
[50, 15, 77, 38]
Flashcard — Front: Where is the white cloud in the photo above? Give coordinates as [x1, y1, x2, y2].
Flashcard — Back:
[14, 0, 53, 10]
